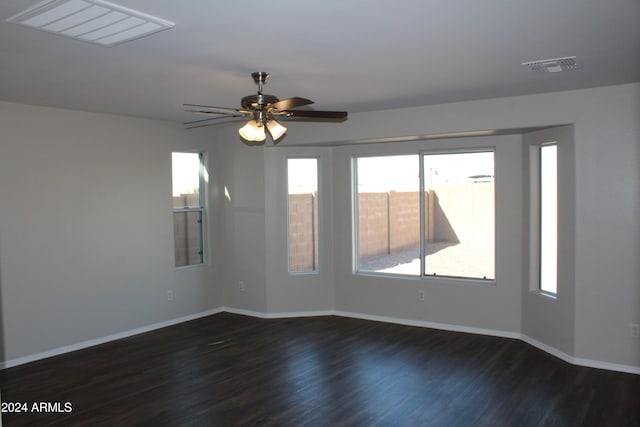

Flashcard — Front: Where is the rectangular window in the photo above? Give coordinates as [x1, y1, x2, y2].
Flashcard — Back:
[355, 155, 420, 276]
[539, 144, 557, 294]
[422, 151, 495, 279]
[172, 152, 204, 268]
[287, 158, 319, 273]
[353, 150, 495, 280]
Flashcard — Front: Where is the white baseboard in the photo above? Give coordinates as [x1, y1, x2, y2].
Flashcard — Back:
[333, 310, 522, 339]
[223, 306, 334, 319]
[338, 311, 640, 375]
[264, 310, 335, 319]
[521, 334, 640, 375]
[519, 334, 575, 365]
[223, 308, 639, 375]
[2, 306, 638, 375]
[0, 307, 223, 369]
[222, 307, 519, 339]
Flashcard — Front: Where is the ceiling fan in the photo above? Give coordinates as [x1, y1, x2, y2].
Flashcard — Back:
[183, 72, 348, 145]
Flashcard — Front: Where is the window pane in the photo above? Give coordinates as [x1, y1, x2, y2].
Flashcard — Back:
[423, 151, 494, 279]
[540, 145, 557, 294]
[356, 155, 420, 276]
[172, 152, 204, 268]
[172, 152, 201, 207]
[288, 158, 319, 273]
[173, 211, 203, 267]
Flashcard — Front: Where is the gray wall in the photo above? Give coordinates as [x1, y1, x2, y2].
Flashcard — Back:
[211, 129, 268, 314]
[330, 135, 522, 333]
[522, 126, 576, 356]
[1, 82, 638, 370]
[264, 147, 335, 314]
[261, 83, 639, 368]
[0, 101, 220, 362]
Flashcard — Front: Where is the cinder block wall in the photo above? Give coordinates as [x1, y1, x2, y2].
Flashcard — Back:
[287, 184, 493, 265]
[288, 193, 318, 272]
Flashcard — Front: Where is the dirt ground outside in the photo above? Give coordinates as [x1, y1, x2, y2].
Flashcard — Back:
[359, 243, 494, 279]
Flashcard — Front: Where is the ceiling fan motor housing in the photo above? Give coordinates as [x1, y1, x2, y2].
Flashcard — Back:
[241, 94, 279, 110]
[183, 71, 347, 137]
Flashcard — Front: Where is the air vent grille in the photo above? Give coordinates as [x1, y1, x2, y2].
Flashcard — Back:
[522, 56, 578, 73]
[6, 0, 174, 47]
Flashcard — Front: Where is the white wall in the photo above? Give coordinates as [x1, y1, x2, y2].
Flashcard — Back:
[2, 82, 638, 371]
[570, 86, 640, 367]
[264, 146, 335, 314]
[329, 135, 523, 334]
[263, 83, 639, 368]
[0, 101, 220, 363]
[204, 124, 268, 314]
[522, 126, 576, 356]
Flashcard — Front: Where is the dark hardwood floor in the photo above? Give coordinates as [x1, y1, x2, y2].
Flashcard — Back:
[1, 312, 638, 426]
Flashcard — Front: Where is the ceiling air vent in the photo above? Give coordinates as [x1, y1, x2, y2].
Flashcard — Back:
[522, 56, 578, 73]
[6, 0, 174, 47]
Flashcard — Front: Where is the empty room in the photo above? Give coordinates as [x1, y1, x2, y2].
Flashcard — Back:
[0, 0, 639, 425]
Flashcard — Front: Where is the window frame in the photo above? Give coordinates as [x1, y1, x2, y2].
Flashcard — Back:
[530, 142, 558, 297]
[351, 147, 496, 283]
[172, 151, 206, 269]
[351, 153, 421, 277]
[286, 156, 321, 275]
[420, 148, 496, 281]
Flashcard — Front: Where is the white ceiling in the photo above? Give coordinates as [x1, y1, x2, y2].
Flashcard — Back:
[0, 0, 638, 123]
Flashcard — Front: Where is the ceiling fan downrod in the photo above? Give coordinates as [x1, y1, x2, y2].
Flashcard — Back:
[241, 72, 278, 112]
[251, 71, 269, 95]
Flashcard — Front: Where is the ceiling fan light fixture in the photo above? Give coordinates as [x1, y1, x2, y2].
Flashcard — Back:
[184, 72, 347, 145]
[266, 119, 287, 142]
[238, 120, 266, 142]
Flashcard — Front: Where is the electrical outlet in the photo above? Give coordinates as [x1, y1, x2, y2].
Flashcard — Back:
[631, 323, 640, 338]
[418, 290, 425, 301]
[238, 281, 245, 292]
[167, 290, 173, 301]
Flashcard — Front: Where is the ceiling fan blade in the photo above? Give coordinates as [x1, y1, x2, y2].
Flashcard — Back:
[183, 114, 246, 129]
[270, 97, 314, 111]
[183, 104, 251, 116]
[182, 104, 236, 111]
[281, 110, 348, 121]
[184, 109, 246, 117]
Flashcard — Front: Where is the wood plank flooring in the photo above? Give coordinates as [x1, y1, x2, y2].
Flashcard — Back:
[1, 312, 639, 426]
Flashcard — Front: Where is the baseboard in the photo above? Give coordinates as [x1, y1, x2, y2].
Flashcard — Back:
[225, 307, 638, 375]
[221, 307, 267, 318]
[334, 311, 639, 375]
[334, 310, 522, 340]
[0, 307, 224, 369]
[3, 307, 638, 375]
[519, 334, 575, 365]
[570, 357, 640, 375]
[521, 334, 640, 375]
[222, 306, 334, 319]
[222, 307, 519, 339]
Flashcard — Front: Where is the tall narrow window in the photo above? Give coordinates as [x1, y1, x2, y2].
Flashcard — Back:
[287, 158, 319, 273]
[422, 151, 495, 279]
[172, 152, 204, 267]
[539, 144, 557, 294]
[355, 155, 420, 276]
